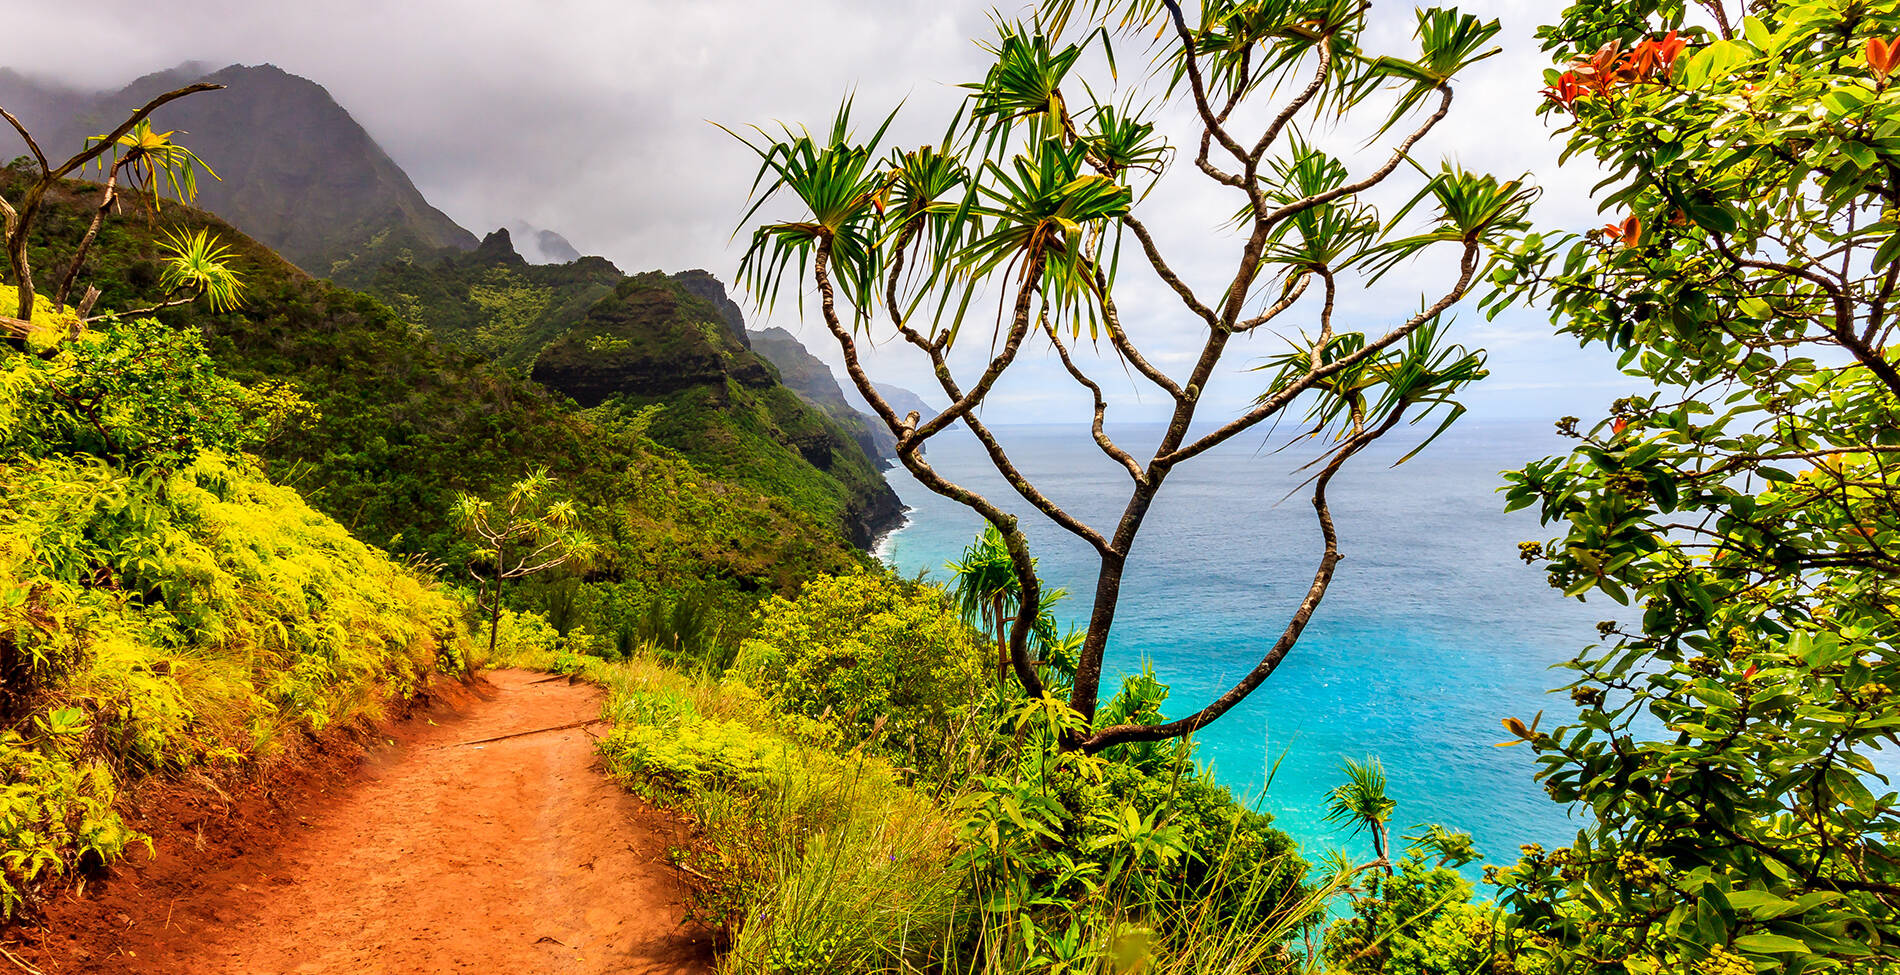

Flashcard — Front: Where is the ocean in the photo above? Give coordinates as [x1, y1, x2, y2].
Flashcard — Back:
[876, 419, 1612, 867]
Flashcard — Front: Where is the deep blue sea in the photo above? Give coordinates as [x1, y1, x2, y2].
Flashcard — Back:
[876, 420, 1613, 867]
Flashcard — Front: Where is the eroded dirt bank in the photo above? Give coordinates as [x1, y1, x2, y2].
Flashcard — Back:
[14, 669, 712, 975]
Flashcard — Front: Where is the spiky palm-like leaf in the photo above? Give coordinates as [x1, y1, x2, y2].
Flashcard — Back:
[1325, 756, 1397, 840]
[1364, 164, 1537, 282]
[1366, 7, 1503, 137]
[156, 227, 245, 312]
[729, 100, 897, 321]
[90, 120, 220, 211]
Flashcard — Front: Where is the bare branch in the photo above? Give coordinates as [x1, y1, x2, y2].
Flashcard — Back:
[1166, 241, 1478, 467]
[1043, 316, 1147, 483]
[1231, 271, 1312, 333]
[47, 83, 224, 180]
[1081, 407, 1408, 751]
[0, 108, 48, 173]
[1122, 213, 1216, 338]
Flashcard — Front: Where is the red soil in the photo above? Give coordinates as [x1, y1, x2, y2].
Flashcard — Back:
[9, 669, 714, 974]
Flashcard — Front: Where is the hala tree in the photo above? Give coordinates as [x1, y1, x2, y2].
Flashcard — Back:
[948, 525, 1082, 686]
[1, 83, 224, 327]
[735, 0, 1534, 752]
[1488, 1, 1900, 971]
[454, 470, 594, 664]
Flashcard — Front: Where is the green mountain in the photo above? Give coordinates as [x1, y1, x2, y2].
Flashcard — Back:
[529, 274, 902, 546]
[4, 169, 867, 611]
[0, 62, 479, 284]
[3, 61, 901, 548]
[747, 325, 898, 464]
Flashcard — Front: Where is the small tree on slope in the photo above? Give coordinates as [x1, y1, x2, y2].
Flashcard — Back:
[734, 0, 1533, 752]
[0, 82, 225, 330]
[454, 470, 594, 665]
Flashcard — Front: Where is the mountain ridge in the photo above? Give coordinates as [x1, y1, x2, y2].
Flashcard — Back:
[0, 61, 478, 283]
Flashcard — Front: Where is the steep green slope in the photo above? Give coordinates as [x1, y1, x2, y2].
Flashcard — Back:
[357, 231, 901, 546]
[3, 171, 866, 606]
[747, 325, 897, 464]
[532, 274, 902, 546]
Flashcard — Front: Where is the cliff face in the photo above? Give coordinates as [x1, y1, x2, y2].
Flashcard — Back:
[0, 62, 478, 284]
[669, 269, 751, 349]
[532, 274, 902, 547]
[747, 327, 899, 464]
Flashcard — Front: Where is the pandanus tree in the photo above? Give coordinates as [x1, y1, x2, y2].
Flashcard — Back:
[0, 83, 224, 328]
[1325, 756, 1398, 874]
[1486, 0, 1900, 971]
[736, 0, 1534, 753]
[54, 120, 224, 311]
[948, 525, 1083, 685]
[454, 470, 595, 664]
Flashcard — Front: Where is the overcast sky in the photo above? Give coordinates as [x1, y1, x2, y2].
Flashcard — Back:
[10, 0, 1631, 428]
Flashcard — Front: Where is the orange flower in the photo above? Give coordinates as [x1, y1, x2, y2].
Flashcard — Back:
[1870, 36, 1899, 83]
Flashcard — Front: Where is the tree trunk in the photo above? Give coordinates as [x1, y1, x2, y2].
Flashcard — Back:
[483, 544, 505, 669]
[993, 593, 1009, 687]
[55, 168, 118, 308]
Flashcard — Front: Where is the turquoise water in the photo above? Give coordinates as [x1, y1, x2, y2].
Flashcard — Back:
[877, 420, 1610, 866]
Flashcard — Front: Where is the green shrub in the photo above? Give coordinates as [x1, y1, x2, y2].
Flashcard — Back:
[1324, 856, 1496, 975]
[732, 572, 987, 767]
[0, 449, 467, 916]
[591, 656, 962, 973]
[1, 315, 311, 468]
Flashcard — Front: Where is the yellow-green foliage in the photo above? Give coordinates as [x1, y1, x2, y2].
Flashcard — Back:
[0, 450, 468, 915]
[0, 284, 81, 352]
[506, 641, 964, 975]
[731, 572, 987, 766]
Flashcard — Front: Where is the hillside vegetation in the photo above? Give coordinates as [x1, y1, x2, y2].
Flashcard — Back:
[361, 224, 901, 546]
[0, 295, 468, 917]
[4, 168, 870, 639]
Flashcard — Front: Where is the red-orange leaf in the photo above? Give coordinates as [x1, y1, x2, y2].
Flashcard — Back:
[1869, 36, 1899, 83]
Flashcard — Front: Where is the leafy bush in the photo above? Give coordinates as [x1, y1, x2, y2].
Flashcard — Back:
[592, 657, 963, 973]
[732, 572, 988, 767]
[1325, 854, 1498, 975]
[1, 313, 311, 468]
[0, 448, 467, 916]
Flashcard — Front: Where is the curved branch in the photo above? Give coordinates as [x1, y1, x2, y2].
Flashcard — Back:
[814, 240, 1049, 700]
[1232, 271, 1313, 333]
[1080, 408, 1407, 752]
[48, 83, 224, 180]
[1122, 213, 1216, 338]
[1251, 37, 1333, 163]
[1160, 0, 1250, 170]
[0, 108, 48, 173]
[1259, 85, 1453, 232]
[1166, 241, 1477, 467]
[1043, 315, 1146, 483]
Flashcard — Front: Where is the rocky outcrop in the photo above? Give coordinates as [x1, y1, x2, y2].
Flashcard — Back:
[669, 270, 751, 349]
[747, 327, 899, 463]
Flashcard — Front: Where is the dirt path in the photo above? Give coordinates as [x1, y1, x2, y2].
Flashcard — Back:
[21, 670, 713, 974]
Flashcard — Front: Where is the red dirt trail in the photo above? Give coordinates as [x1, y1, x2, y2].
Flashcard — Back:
[16, 669, 714, 974]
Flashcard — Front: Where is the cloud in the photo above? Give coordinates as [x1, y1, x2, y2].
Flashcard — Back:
[7, 0, 1629, 421]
